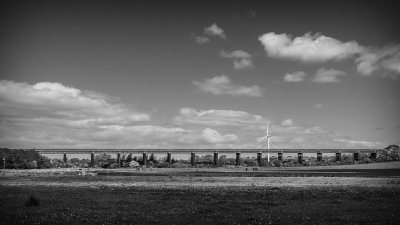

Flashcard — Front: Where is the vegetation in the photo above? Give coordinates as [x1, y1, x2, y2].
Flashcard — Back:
[0, 148, 51, 169]
[1, 184, 399, 225]
[1, 145, 399, 169]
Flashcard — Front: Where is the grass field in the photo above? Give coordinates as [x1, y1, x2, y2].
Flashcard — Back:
[1, 163, 400, 225]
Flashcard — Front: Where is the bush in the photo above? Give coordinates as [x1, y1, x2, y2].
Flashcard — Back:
[0, 148, 51, 169]
[360, 158, 373, 164]
[243, 158, 258, 167]
[272, 159, 282, 167]
[155, 162, 170, 168]
[25, 160, 37, 169]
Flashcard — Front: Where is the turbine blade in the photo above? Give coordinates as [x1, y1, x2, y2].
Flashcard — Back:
[256, 135, 268, 145]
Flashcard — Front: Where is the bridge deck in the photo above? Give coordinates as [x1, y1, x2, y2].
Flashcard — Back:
[37, 149, 381, 154]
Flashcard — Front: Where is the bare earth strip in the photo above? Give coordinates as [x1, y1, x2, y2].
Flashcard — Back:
[1, 161, 400, 188]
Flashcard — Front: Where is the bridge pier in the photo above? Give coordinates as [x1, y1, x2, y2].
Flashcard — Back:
[63, 152, 67, 163]
[236, 152, 241, 166]
[214, 152, 218, 166]
[278, 152, 283, 161]
[167, 152, 172, 164]
[142, 153, 147, 166]
[191, 152, 195, 166]
[317, 152, 322, 161]
[257, 152, 262, 165]
[91, 152, 94, 167]
[336, 152, 341, 162]
[297, 152, 303, 164]
[353, 152, 360, 162]
[370, 152, 377, 160]
[117, 153, 121, 167]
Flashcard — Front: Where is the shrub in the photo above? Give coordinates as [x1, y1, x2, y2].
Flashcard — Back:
[243, 158, 258, 167]
[360, 158, 373, 164]
[25, 160, 37, 169]
[219, 155, 227, 164]
[0, 148, 51, 169]
[286, 161, 295, 167]
[147, 161, 154, 168]
[126, 153, 133, 163]
[272, 159, 282, 167]
[155, 162, 170, 168]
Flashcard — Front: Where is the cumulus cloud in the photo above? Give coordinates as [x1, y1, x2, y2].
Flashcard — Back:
[284, 71, 306, 82]
[204, 23, 226, 39]
[281, 119, 294, 127]
[356, 45, 400, 77]
[193, 75, 263, 97]
[174, 107, 266, 127]
[334, 139, 383, 148]
[0, 80, 200, 148]
[220, 50, 254, 69]
[259, 31, 400, 78]
[258, 32, 364, 62]
[194, 36, 210, 44]
[201, 128, 238, 144]
[0, 80, 150, 125]
[251, 119, 378, 149]
[312, 68, 346, 83]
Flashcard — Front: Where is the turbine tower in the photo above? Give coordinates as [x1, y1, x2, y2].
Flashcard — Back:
[256, 121, 272, 162]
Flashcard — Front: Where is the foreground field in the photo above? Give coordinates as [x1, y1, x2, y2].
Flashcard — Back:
[1, 162, 400, 225]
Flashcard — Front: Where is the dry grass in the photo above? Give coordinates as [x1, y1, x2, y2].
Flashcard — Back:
[1, 162, 399, 224]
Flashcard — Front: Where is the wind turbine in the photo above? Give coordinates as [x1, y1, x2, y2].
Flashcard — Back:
[256, 121, 272, 162]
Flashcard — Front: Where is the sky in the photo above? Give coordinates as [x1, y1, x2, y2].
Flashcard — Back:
[0, 0, 399, 149]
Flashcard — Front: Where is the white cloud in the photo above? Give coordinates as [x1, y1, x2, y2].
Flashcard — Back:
[193, 75, 263, 97]
[284, 71, 306, 82]
[201, 128, 238, 144]
[204, 23, 226, 39]
[0, 80, 150, 125]
[258, 32, 364, 62]
[194, 36, 210, 44]
[219, 50, 251, 58]
[356, 45, 400, 77]
[334, 139, 383, 148]
[0, 80, 198, 148]
[281, 119, 294, 127]
[174, 107, 266, 127]
[313, 68, 346, 83]
[220, 50, 254, 70]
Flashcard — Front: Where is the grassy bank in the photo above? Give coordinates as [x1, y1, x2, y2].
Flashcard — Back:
[1, 184, 399, 225]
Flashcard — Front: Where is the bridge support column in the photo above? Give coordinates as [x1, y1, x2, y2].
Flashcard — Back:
[63, 152, 67, 163]
[257, 152, 262, 165]
[335, 152, 341, 162]
[191, 152, 195, 167]
[91, 152, 94, 167]
[369, 152, 377, 160]
[236, 152, 241, 166]
[317, 152, 322, 161]
[142, 153, 147, 166]
[117, 153, 121, 167]
[353, 152, 360, 162]
[167, 152, 172, 165]
[214, 152, 218, 166]
[297, 152, 303, 164]
[278, 152, 283, 161]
